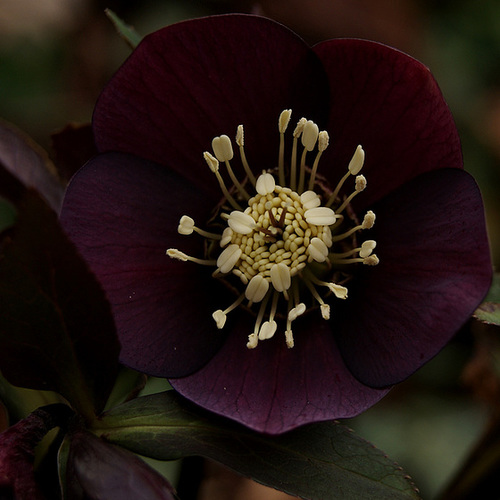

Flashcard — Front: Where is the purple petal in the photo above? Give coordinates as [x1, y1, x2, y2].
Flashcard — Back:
[171, 314, 389, 434]
[67, 430, 176, 500]
[336, 168, 491, 387]
[93, 14, 328, 191]
[60, 152, 227, 377]
[313, 39, 462, 208]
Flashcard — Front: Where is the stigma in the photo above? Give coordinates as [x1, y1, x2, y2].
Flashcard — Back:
[167, 109, 379, 349]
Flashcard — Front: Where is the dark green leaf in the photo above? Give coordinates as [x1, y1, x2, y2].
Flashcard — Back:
[0, 191, 120, 420]
[95, 391, 421, 500]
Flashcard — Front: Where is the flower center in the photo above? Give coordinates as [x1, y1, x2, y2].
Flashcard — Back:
[167, 109, 379, 349]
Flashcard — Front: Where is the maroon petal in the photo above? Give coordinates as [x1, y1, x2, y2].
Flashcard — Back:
[94, 14, 328, 191]
[313, 39, 462, 208]
[336, 168, 491, 387]
[60, 152, 227, 377]
[170, 314, 389, 434]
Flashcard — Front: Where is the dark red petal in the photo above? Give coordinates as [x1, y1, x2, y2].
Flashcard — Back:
[313, 39, 462, 208]
[170, 314, 389, 434]
[60, 153, 227, 377]
[94, 14, 328, 190]
[336, 168, 492, 387]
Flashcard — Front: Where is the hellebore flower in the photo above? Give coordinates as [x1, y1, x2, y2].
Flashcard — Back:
[60, 14, 492, 434]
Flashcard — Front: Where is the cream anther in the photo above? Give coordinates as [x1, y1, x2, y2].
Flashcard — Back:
[293, 117, 306, 138]
[259, 320, 277, 340]
[318, 131, 329, 152]
[236, 125, 244, 147]
[328, 283, 348, 299]
[320, 303, 331, 320]
[245, 274, 269, 303]
[228, 211, 255, 234]
[166, 248, 190, 261]
[300, 191, 321, 210]
[362, 211, 376, 229]
[217, 244, 242, 273]
[308, 237, 329, 262]
[270, 263, 291, 292]
[247, 333, 258, 349]
[301, 120, 319, 151]
[212, 310, 227, 329]
[204, 151, 219, 172]
[220, 227, 233, 247]
[355, 175, 367, 192]
[359, 240, 377, 258]
[364, 254, 380, 266]
[279, 109, 292, 133]
[178, 215, 195, 235]
[212, 135, 234, 162]
[285, 330, 294, 348]
[288, 303, 306, 321]
[348, 145, 365, 175]
[256, 173, 276, 195]
[304, 206, 337, 226]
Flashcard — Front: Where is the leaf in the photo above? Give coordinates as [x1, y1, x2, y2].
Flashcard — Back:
[105, 9, 142, 49]
[474, 302, 500, 326]
[0, 119, 64, 212]
[0, 190, 120, 420]
[95, 391, 421, 500]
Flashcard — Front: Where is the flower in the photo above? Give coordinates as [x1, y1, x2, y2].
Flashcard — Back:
[60, 14, 491, 434]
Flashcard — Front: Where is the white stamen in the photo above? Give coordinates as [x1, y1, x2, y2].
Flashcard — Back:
[255, 173, 276, 195]
[212, 135, 234, 162]
[270, 263, 291, 292]
[259, 320, 277, 340]
[320, 303, 331, 320]
[285, 330, 294, 348]
[212, 310, 227, 329]
[308, 237, 329, 263]
[318, 131, 329, 152]
[355, 175, 367, 192]
[293, 118, 306, 138]
[359, 240, 377, 258]
[364, 254, 380, 266]
[301, 120, 319, 151]
[300, 191, 321, 210]
[228, 211, 255, 234]
[247, 333, 258, 349]
[245, 274, 269, 303]
[304, 206, 337, 226]
[236, 125, 244, 147]
[167, 248, 216, 266]
[203, 151, 219, 172]
[288, 303, 306, 321]
[348, 145, 365, 175]
[362, 211, 376, 229]
[328, 283, 348, 299]
[217, 244, 242, 273]
[279, 109, 292, 133]
[178, 215, 194, 235]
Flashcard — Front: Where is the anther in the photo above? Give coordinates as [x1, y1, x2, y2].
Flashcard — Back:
[300, 191, 321, 210]
[304, 206, 337, 226]
[359, 240, 376, 258]
[308, 130, 329, 190]
[362, 210, 376, 229]
[204, 151, 241, 210]
[308, 237, 329, 263]
[348, 145, 365, 175]
[167, 248, 216, 266]
[278, 109, 292, 185]
[290, 117, 307, 190]
[259, 320, 277, 340]
[178, 215, 222, 239]
[256, 172, 276, 195]
[270, 263, 291, 293]
[336, 175, 367, 213]
[216, 244, 242, 273]
[228, 211, 255, 234]
[245, 274, 270, 303]
[301, 120, 319, 152]
[212, 135, 234, 162]
[236, 125, 256, 186]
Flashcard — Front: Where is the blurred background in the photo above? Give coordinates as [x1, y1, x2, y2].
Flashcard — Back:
[1, 0, 500, 498]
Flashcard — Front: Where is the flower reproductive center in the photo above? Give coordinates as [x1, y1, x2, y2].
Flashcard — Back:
[167, 109, 379, 349]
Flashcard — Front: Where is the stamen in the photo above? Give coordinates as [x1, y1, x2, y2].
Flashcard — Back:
[308, 237, 329, 263]
[270, 262, 291, 294]
[212, 135, 250, 200]
[332, 210, 376, 242]
[336, 175, 367, 213]
[247, 290, 272, 349]
[227, 210, 256, 234]
[359, 240, 376, 258]
[278, 109, 292, 185]
[255, 172, 276, 195]
[204, 151, 241, 210]
[326, 145, 365, 206]
[304, 206, 337, 226]
[167, 248, 216, 266]
[245, 274, 270, 303]
[290, 117, 306, 190]
[178, 215, 221, 239]
[308, 130, 329, 191]
[212, 293, 246, 329]
[300, 191, 321, 210]
[236, 125, 256, 186]
[298, 120, 319, 192]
